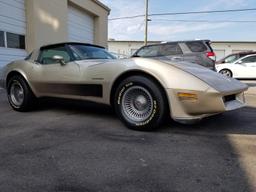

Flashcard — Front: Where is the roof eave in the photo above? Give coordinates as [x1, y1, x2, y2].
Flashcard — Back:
[92, 0, 111, 13]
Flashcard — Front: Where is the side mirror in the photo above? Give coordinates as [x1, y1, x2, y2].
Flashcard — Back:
[237, 60, 243, 64]
[52, 55, 65, 65]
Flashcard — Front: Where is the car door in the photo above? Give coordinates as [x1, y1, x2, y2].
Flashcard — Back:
[236, 55, 256, 78]
[31, 45, 81, 97]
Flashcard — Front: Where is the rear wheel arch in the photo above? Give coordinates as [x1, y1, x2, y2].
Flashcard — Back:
[7, 74, 37, 111]
[110, 70, 170, 112]
[6, 71, 36, 96]
[7, 71, 27, 86]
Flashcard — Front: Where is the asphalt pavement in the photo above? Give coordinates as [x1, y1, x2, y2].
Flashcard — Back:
[0, 82, 255, 192]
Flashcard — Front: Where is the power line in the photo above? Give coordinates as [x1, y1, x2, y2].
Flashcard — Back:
[152, 19, 256, 23]
[150, 8, 256, 16]
[109, 8, 256, 21]
[109, 15, 145, 21]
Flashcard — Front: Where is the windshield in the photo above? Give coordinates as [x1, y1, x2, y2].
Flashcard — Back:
[224, 55, 238, 63]
[70, 45, 116, 60]
[25, 52, 33, 60]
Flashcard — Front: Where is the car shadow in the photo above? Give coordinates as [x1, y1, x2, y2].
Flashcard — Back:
[35, 97, 115, 117]
[36, 98, 256, 136]
[161, 107, 256, 136]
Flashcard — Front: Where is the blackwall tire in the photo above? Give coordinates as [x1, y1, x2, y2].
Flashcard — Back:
[7, 75, 36, 112]
[219, 69, 233, 77]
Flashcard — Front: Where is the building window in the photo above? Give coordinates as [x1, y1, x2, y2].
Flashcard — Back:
[0, 31, 4, 47]
[6, 32, 25, 49]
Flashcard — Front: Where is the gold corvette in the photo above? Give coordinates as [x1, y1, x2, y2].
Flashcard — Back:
[0, 42, 248, 130]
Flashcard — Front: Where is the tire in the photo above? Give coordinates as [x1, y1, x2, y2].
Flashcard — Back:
[114, 76, 168, 131]
[7, 75, 36, 112]
[219, 69, 233, 77]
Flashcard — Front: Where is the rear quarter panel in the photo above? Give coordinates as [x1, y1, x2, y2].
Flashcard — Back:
[2, 60, 39, 95]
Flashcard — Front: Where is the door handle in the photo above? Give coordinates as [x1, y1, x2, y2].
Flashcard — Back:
[173, 57, 182, 60]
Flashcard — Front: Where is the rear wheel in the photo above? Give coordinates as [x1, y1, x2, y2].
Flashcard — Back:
[114, 76, 168, 131]
[219, 69, 232, 77]
[7, 75, 36, 111]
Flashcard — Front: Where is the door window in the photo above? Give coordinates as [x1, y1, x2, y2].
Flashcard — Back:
[186, 41, 208, 52]
[39, 46, 71, 64]
[225, 55, 238, 63]
[241, 56, 256, 63]
[136, 43, 182, 57]
[159, 43, 183, 55]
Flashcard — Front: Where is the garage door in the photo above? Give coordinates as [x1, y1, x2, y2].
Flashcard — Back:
[0, 0, 27, 67]
[68, 6, 94, 43]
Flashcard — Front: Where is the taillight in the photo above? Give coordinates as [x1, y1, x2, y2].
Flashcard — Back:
[206, 52, 216, 61]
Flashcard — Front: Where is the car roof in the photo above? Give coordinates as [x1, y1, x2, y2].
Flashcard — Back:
[139, 40, 211, 48]
[40, 42, 104, 50]
[238, 51, 256, 55]
[232, 53, 256, 63]
[163, 39, 210, 43]
[228, 51, 256, 56]
[240, 53, 256, 58]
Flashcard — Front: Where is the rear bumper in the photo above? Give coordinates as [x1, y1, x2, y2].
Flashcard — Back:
[166, 88, 246, 123]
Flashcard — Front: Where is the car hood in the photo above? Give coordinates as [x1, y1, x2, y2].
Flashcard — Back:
[215, 63, 232, 69]
[75, 58, 248, 94]
[156, 58, 248, 93]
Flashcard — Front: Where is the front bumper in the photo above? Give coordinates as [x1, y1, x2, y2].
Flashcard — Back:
[166, 87, 246, 123]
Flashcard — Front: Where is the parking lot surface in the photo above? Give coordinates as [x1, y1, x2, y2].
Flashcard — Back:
[0, 81, 256, 192]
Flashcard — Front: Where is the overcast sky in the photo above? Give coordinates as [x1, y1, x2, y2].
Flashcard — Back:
[100, 0, 256, 41]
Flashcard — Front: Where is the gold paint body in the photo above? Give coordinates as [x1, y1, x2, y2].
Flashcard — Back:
[0, 52, 248, 123]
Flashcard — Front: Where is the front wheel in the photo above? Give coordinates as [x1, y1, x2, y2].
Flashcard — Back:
[114, 76, 168, 131]
[219, 69, 233, 77]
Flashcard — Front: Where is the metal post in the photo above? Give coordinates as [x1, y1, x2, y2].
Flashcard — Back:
[144, 0, 149, 46]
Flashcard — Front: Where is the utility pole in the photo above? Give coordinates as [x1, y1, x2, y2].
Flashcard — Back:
[144, 0, 149, 45]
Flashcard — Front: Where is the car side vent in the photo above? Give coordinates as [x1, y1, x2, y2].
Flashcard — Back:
[223, 94, 236, 102]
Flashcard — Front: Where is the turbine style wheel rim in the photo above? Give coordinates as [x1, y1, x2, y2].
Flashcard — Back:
[10, 81, 24, 107]
[220, 70, 231, 77]
[121, 86, 154, 122]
